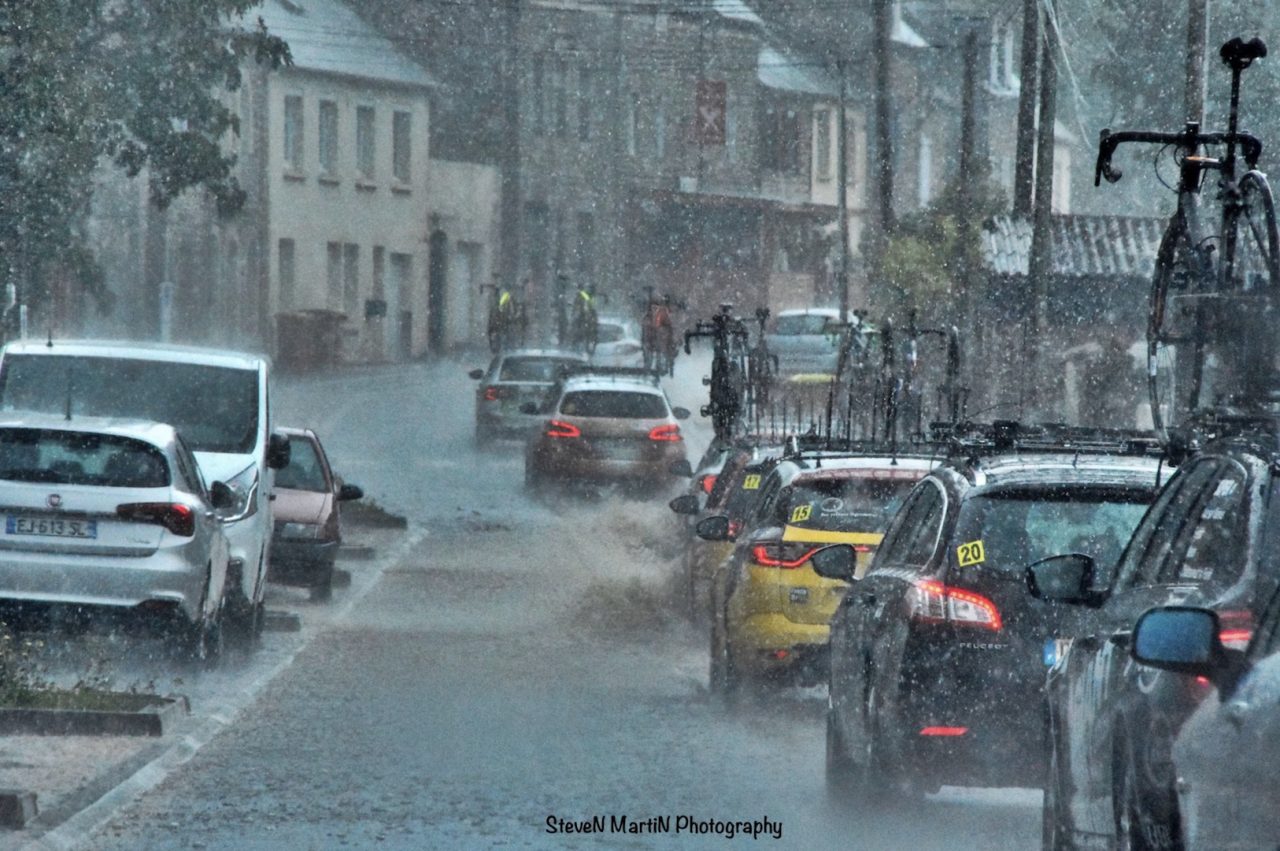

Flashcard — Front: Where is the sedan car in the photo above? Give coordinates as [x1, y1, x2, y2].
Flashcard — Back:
[765, 308, 871, 383]
[824, 423, 1160, 800]
[590, 315, 645, 368]
[268, 428, 362, 602]
[0, 414, 233, 665]
[469, 349, 588, 445]
[524, 368, 690, 492]
[1127, 588, 1280, 850]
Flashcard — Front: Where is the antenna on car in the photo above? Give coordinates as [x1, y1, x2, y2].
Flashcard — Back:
[63, 364, 73, 421]
[46, 327, 53, 348]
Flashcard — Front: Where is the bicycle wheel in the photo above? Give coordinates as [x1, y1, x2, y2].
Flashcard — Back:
[1147, 213, 1203, 435]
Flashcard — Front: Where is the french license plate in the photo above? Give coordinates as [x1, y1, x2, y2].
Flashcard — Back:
[6, 516, 97, 539]
[595, 440, 645, 461]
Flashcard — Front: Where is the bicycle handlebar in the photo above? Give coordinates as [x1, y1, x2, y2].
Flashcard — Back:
[1094, 127, 1264, 186]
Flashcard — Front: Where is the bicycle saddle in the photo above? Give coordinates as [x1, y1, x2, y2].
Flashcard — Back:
[1220, 37, 1267, 69]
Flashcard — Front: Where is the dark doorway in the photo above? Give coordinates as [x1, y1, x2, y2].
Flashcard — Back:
[428, 230, 448, 354]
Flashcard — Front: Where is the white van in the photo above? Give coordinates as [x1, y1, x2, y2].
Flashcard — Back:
[0, 340, 289, 648]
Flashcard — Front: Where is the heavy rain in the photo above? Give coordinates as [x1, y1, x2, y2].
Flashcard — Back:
[2, 1, 1280, 850]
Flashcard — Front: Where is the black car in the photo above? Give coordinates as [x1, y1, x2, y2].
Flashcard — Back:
[821, 423, 1162, 800]
[1032, 425, 1280, 850]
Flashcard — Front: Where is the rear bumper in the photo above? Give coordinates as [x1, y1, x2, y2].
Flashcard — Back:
[0, 548, 209, 621]
[730, 614, 830, 683]
[529, 445, 686, 482]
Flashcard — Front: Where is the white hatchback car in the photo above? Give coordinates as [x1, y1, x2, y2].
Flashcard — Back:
[590, 316, 645, 368]
[0, 414, 233, 663]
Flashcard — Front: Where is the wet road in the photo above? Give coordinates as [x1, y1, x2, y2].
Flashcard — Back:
[83, 356, 1041, 849]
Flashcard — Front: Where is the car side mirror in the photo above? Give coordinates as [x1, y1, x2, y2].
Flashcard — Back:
[468, 368, 485, 380]
[338, 483, 364, 501]
[1026, 553, 1100, 605]
[267, 432, 292, 470]
[671, 406, 691, 421]
[1132, 606, 1248, 694]
[668, 459, 694, 478]
[519, 402, 539, 415]
[811, 544, 858, 582]
[669, 494, 700, 515]
[209, 481, 235, 510]
[695, 515, 731, 541]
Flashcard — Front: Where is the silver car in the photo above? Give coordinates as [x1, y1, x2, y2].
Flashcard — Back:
[469, 348, 589, 445]
[765, 307, 865, 381]
[0, 414, 233, 664]
[590, 316, 645, 368]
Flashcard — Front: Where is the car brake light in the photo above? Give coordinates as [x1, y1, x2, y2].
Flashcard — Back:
[908, 579, 1003, 631]
[648, 424, 682, 442]
[727, 519, 743, 539]
[546, 420, 581, 439]
[853, 544, 873, 553]
[919, 726, 968, 737]
[699, 473, 717, 494]
[483, 386, 501, 402]
[117, 503, 195, 537]
[751, 542, 819, 569]
[1217, 609, 1254, 649]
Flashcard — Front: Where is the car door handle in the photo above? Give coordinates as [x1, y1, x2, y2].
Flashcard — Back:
[860, 593, 876, 606]
[1109, 631, 1131, 646]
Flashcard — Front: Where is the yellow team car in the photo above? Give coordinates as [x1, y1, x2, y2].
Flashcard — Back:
[698, 451, 936, 694]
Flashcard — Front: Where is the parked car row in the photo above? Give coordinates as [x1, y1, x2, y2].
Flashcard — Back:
[0, 339, 361, 667]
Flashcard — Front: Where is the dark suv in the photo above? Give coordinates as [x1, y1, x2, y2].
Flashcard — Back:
[1031, 422, 1280, 850]
[821, 423, 1162, 799]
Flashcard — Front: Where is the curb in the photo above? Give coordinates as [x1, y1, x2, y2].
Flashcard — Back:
[0, 697, 188, 738]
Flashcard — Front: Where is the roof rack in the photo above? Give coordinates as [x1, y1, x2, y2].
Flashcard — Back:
[931, 419, 1164, 459]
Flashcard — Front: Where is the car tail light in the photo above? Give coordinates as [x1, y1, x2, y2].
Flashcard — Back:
[648, 424, 682, 442]
[751, 542, 819, 569]
[1217, 609, 1254, 649]
[919, 726, 968, 737]
[117, 503, 195, 537]
[546, 420, 581, 439]
[727, 519, 743, 539]
[853, 544, 873, 553]
[908, 579, 1003, 631]
[698, 473, 717, 494]
[483, 386, 502, 402]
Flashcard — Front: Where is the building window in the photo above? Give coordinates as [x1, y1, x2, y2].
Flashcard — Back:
[392, 111, 411, 183]
[576, 212, 594, 279]
[917, 134, 933, 207]
[554, 59, 569, 137]
[531, 56, 545, 136]
[578, 68, 592, 142]
[283, 95, 303, 171]
[326, 242, 342, 310]
[726, 105, 737, 162]
[626, 99, 638, 156]
[342, 243, 360, 315]
[761, 106, 801, 174]
[356, 106, 375, 179]
[318, 100, 338, 175]
[654, 105, 665, 159]
[390, 253, 412, 311]
[278, 238, 295, 310]
[814, 108, 832, 180]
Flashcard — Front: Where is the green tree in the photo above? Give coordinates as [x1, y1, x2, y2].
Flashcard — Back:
[0, 0, 289, 311]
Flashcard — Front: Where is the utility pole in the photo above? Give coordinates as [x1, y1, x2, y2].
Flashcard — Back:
[498, 0, 522, 291]
[836, 57, 850, 320]
[1185, 0, 1209, 124]
[1013, 0, 1040, 216]
[872, 0, 895, 237]
[1027, 0, 1058, 416]
[955, 28, 980, 322]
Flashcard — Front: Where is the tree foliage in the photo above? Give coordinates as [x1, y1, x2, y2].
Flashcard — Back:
[0, 0, 289, 308]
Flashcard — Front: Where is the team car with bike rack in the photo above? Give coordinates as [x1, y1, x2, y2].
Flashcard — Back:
[821, 422, 1162, 800]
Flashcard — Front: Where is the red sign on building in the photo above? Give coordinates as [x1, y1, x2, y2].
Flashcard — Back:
[695, 80, 727, 146]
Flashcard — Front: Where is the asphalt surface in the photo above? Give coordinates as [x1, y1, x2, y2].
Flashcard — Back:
[64, 354, 1040, 850]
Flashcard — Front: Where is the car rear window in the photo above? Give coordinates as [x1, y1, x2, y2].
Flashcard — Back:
[783, 473, 921, 534]
[774, 315, 833, 335]
[498, 357, 576, 382]
[0, 428, 169, 488]
[952, 487, 1153, 576]
[559, 390, 667, 419]
[0, 355, 259, 454]
[275, 436, 327, 492]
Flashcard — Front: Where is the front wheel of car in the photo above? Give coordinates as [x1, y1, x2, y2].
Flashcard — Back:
[309, 564, 335, 603]
[1043, 731, 1073, 851]
[708, 617, 740, 701]
[1114, 733, 1182, 851]
[826, 707, 864, 803]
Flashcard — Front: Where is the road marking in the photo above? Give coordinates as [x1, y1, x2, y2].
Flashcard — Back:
[19, 527, 428, 851]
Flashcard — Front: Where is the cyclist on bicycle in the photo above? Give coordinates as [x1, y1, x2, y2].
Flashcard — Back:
[569, 285, 599, 353]
[642, 293, 677, 373]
